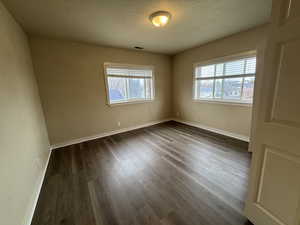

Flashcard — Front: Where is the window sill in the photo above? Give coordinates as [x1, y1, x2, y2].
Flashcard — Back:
[193, 99, 252, 107]
[107, 99, 154, 107]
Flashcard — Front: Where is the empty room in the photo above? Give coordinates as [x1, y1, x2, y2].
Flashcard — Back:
[1, 0, 300, 225]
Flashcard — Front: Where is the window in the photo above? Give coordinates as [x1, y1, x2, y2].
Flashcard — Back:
[193, 53, 256, 104]
[104, 63, 154, 105]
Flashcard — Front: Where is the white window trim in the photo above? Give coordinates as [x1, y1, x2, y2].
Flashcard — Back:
[103, 62, 155, 106]
[192, 50, 257, 106]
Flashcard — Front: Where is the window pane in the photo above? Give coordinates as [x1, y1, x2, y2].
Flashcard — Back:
[245, 57, 256, 74]
[106, 64, 154, 104]
[108, 77, 127, 102]
[195, 80, 200, 98]
[197, 79, 214, 98]
[225, 59, 245, 76]
[145, 78, 152, 99]
[242, 76, 255, 101]
[196, 65, 215, 78]
[214, 79, 222, 98]
[193, 55, 256, 103]
[215, 63, 224, 76]
[223, 77, 242, 100]
[128, 78, 145, 99]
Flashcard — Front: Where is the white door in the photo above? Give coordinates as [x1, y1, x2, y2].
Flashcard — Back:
[245, 0, 300, 225]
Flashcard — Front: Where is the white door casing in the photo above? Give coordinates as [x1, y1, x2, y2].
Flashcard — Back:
[245, 1, 300, 225]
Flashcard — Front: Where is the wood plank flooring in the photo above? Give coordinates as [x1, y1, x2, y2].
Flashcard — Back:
[31, 121, 252, 225]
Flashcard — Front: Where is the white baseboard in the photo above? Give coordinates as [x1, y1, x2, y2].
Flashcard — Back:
[172, 118, 250, 142]
[25, 149, 51, 225]
[51, 118, 249, 150]
[51, 118, 172, 150]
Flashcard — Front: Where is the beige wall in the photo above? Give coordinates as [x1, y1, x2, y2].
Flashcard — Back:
[172, 25, 268, 138]
[0, 2, 50, 225]
[30, 38, 172, 145]
[30, 26, 267, 146]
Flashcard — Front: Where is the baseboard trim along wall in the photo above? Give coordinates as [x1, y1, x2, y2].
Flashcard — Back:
[25, 149, 51, 225]
[51, 117, 249, 150]
[51, 118, 173, 149]
[172, 118, 250, 142]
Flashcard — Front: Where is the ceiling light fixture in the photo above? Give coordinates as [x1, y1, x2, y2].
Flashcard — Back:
[149, 11, 171, 27]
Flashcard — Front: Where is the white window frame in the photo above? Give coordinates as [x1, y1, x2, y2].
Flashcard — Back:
[104, 62, 155, 106]
[193, 50, 257, 106]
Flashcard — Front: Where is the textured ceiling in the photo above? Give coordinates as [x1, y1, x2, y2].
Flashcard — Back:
[2, 0, 272, 54]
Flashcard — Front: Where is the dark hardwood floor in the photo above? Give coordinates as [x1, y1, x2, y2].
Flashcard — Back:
[31, 121, 252, 225]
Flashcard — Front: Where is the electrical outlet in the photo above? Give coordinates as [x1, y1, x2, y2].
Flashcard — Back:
[176, 112, 180, 117]
[118, 122, 121, 127]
